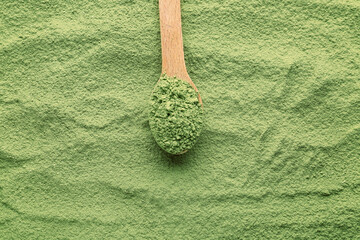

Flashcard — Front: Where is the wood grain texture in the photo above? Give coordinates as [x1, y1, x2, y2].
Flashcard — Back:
[159, 0, 202, 105]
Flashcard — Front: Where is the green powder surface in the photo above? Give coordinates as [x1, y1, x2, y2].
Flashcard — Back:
[149, 75, 203, 154]
[1, 0, 359, 239]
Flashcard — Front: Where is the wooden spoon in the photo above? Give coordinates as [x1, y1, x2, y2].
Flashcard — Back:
[150, 0, 203, 155]
[158, 0, 203, 106]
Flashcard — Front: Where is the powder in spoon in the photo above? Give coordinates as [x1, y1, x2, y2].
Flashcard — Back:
[149, 75, 203, 154]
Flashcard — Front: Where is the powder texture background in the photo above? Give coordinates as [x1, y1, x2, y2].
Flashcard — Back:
[1, 0, 359, 239]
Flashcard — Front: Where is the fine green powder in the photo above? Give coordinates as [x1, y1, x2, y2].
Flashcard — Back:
[1, 0, 359, 239]
[149, 75, 203, 154]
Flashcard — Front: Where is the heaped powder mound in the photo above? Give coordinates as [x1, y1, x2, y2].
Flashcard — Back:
[149, 75, 203, 154]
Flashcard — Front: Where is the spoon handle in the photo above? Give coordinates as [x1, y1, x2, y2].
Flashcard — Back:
[159, 0, 189, 81]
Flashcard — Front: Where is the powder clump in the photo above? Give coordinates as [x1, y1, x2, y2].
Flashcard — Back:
[149, 75, 203, 154]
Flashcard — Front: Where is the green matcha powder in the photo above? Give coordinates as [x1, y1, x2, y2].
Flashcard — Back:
[149, 75, 203, 154]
